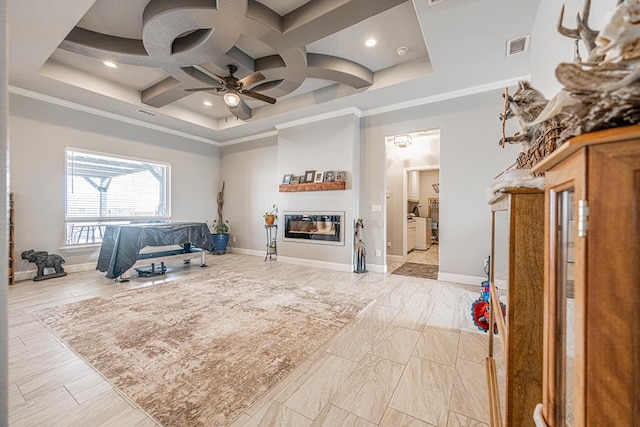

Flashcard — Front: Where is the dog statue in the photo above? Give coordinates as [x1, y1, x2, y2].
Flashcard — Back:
[21, 249, 67, 281]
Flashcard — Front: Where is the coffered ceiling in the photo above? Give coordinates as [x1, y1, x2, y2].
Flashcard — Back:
[8, 0, 540, 144]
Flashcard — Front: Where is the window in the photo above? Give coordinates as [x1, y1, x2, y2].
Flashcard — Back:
[65, 149, 170, 245]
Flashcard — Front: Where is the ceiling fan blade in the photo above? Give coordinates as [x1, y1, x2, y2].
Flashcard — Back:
[191, 65, 226, 86]
[241, 89, 277, 104]
[237, 71, 265, 88]
[184, 87, 223, 92]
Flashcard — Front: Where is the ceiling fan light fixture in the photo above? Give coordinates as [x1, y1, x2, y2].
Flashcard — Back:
[223, 91, 240, 107]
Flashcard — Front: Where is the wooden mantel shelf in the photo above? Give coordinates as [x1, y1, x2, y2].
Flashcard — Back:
[279, 181, 346, 192]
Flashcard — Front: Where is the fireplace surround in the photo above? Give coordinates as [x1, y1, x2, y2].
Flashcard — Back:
[283, 212, 344, 246]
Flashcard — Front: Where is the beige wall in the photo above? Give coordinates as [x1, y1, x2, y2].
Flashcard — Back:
[531, 0, 617, 97]
[220, 136, 278, 252]
[361, 89, 521, 278]
[9, 94, 220, 275]
[420, 170, 440, 212]
[276, 114, 360, 269]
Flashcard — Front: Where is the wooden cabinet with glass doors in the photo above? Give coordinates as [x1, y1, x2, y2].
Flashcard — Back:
[487, 188, 544, 427]
[531, 126, 640, 426]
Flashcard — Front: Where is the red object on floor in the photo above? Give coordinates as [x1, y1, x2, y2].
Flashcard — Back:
[471, 298, 506, 333]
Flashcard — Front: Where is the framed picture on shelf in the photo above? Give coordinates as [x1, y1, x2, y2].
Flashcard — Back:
[304, 170, 315, 183]
[314, 171, 324, 183]
[291, 175, 300, 184]
[323, 171, 334, 182]
[282, 174, 293, 184]
[335, 171, 346, 182]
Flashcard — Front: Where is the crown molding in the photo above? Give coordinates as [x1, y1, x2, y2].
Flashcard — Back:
[10, 75, 531, 148]
[9, 86, 221, 146]
[362, 75, 532, 117]
[222, 130, 278, 146]
[274, 107, 363, 131]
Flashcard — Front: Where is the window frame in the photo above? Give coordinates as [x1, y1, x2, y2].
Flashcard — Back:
[64, 147, 171, 245]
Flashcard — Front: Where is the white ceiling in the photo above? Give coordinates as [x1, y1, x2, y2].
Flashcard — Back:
[8, 0, 541, 145]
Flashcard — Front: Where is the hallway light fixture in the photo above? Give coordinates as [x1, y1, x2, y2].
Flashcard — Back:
[393, 134, 412, 148]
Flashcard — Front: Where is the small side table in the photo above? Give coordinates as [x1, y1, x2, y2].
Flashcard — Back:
[264, 224, 277, 261]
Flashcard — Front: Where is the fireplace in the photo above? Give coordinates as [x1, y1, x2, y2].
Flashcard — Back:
[283, 212, 344, 246]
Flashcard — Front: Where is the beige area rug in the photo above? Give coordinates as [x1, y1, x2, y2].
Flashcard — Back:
[33, 271, 372, 426]
[392, 262, 439, 279]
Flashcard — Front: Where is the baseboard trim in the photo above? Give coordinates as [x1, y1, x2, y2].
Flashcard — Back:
[276, 256, 352, 272]
[227, 247, 264, 257]
[437, 272, 486, 286]
[16, 261, 97, 282]
[365, 264, 385, 274]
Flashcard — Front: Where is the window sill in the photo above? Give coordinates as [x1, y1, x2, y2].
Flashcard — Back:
[59, 243, 101, 253]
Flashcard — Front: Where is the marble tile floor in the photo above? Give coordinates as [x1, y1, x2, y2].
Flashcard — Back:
[7, 252, 497, 426]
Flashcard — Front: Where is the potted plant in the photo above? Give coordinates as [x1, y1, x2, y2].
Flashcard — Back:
[263, 204, 278, 225]
[210, 219, 230, 254]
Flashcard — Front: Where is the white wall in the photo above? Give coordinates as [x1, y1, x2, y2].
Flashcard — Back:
[530, 0, 618, 97]
[361, 89, 521, 280]
[276, 113, 360, 269]
[220, 114, 360, 270]
[220, 136, 278, 253]
[9, 94, 220, 274]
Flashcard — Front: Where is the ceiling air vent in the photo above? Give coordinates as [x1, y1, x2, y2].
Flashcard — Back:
[137, 109, 157, 117]
[506, 35, 530, 57]
[427, 0, 447, 6]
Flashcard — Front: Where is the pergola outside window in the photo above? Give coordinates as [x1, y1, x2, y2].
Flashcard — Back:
[65, 149, 170, 245]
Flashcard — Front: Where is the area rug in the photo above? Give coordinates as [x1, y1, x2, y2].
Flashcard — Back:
[32, 271, 372, 426]
[392, 262, 439, 279]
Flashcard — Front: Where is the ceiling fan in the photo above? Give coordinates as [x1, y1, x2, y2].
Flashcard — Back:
[185, 64, 277, 107]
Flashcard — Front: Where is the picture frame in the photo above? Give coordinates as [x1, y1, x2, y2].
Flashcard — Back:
[323, 171, 334, 182]
[291, 175, 300, 184]
[282, 174, 293, 184]
[314, 171, 324, 183]
[335, 171, 346, 182]
[304, 170, 315, 183]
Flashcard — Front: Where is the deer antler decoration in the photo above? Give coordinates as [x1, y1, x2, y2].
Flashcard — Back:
[557, 0, 599, 55]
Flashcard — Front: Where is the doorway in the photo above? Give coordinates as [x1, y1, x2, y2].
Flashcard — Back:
[406, 167, 439, 267]
[384, 129, 440, 274]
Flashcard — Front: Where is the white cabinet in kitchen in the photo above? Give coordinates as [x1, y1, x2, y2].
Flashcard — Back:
[408, 170, 420, 202]
[407, 219, 416, 251]
[415, 217, 427, 250]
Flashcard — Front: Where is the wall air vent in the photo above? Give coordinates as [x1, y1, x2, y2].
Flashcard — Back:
[506, 35, 530, 57]
[137, 109, 157, 117]
[427, 0, 447, 6]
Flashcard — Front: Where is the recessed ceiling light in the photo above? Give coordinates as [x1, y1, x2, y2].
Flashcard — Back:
[364, 38, 378, 48]
[203, 101, 213, 106]
[103, 60, 118, 69]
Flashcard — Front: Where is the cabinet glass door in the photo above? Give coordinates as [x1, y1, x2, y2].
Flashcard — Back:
[555, 190, 575, 426]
